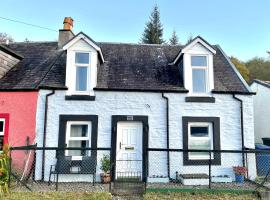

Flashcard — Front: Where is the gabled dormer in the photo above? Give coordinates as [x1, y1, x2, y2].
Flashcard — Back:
[172, 36, 216, 97]
[62, 31, 104, 100]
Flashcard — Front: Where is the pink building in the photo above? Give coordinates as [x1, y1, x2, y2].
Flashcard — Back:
[0, 92, 38, 148]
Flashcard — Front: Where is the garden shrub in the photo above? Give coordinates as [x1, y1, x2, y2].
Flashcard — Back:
[0, 144, 10, 194]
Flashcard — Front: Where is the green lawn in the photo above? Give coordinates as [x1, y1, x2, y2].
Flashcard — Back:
[144, 192, 260, 200]
[1, 191, 260, 200]
[2, 192, 112, 200]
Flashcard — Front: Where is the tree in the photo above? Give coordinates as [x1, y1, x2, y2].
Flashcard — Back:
[246, 57, 270, 81]
[0, 32, 14, 43]
[169, 30, 180, 45]
[141, 5, 164, 44]
[230, 56, 250, 82]
[186, 34, 193, 44]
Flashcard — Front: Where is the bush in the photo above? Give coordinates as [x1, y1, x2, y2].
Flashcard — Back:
[0, 144, 10, 194]
[100, 155, 110, 173]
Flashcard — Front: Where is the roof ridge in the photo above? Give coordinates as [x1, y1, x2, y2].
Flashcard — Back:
[10, 41, 57, 44]
[98, 41, 182, 47]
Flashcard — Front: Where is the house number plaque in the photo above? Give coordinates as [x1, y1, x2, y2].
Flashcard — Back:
[127, 116, 133, 121]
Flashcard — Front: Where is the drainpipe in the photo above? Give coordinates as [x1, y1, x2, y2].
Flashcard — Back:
[232, 94, 245, 167]
[162, 93, 170, 179]
[41, 90, 55, 181]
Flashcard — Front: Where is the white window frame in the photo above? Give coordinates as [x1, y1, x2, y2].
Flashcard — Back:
[74, 52, 91, 95]
[65, 121, 92, 160]
[188, 122, 213, 160]
[190, 55, 210, 96]
[0, 119, 5, 136]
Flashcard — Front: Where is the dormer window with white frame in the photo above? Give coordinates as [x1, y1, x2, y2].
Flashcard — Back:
[75, 52, 90, 93]
[191, 55, 209, 95]
[63, 32, 105, 100]
[171, 36, 216, 98]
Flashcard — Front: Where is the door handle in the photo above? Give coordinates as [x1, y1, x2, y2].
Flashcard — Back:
[120, 142, 122, 149]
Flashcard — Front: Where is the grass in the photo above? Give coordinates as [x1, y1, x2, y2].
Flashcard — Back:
[144, 192, 260, 200]
[1, 191, 261, 200]
[1, 192, 112, 200]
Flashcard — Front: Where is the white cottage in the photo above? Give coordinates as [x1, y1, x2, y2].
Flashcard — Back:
[0, 17, 256, 183]
[251, 79, 270, 144]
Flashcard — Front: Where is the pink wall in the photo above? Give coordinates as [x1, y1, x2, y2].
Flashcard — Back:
[0, 91, 38, 146]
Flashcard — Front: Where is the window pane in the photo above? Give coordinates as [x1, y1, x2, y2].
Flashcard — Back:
[191, 127, 208, 137]
[68, 140, 89, 156]
[192, 69, 206, 93]
[76, 66, 88, 91]
[0, 121, 3, 132]
[191, 56, 207, 66]
[75, 53, 89, 64]
[70, 125, 88, 137]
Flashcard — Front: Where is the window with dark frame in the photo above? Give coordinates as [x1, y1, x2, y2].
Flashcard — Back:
[0, 119, 5, 150]
[182, 117, 221, 165]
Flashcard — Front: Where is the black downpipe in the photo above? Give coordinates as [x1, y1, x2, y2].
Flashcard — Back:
[41, 90, 55, 181]
[232, 94, 245, 167]
[162, 93, 170, 179]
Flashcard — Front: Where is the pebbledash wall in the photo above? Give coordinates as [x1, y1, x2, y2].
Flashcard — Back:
[0, 91, 38, 169]
[34, 90, 256, 182]
[0, 92, 38, 146]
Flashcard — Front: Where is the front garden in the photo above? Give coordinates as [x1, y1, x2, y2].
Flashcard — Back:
[2, 191, 260, 200]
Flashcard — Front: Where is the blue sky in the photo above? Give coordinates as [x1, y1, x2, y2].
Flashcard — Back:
[1, 0, 269, 61]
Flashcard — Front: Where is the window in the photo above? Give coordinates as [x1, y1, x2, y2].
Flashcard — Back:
[0, 119, 4, 150]
[191, 56, 208, 94]
[65, 121, 92, 160]
[188, 123, 213, 160]
[75, 52, 90, 93]
[182, 117, 221, 165]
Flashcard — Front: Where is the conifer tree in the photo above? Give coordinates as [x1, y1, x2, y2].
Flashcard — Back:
[169, 30, 180, 45]
[141, 5, 164, 44]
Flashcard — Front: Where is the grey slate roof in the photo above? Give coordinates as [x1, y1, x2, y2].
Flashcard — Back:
[0, 41, 249, 93]
[251, 79, 270, 89]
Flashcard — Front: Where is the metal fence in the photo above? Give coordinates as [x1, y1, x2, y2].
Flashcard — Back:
[6, 146, 270, 193]
[146, 148, 270, 192]
[8, 146, 111, 192]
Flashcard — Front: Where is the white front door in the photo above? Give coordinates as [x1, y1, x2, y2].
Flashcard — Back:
[116, 122, 143, 179]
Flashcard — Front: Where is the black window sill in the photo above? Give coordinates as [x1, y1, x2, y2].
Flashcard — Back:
[65, 95, 95, 101]
[185, 96, 215, 103]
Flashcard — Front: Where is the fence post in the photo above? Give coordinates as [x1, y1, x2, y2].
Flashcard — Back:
[8, 148, 12, 188]
[208, 151, 212, 189]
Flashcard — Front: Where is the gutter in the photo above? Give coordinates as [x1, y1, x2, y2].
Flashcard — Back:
[162, 93, 170, 179]
[41, 90, 55, 181]
[232, 94, 245, 167]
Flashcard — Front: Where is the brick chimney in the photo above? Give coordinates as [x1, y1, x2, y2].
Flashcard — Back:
[58, 17, 74, 48]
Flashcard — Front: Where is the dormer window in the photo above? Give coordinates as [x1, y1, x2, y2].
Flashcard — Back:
[75, 52, 90, 92]
[63, 32, 105, 100]
[171, 36, 216, 98]
[191, 56, 208, 94]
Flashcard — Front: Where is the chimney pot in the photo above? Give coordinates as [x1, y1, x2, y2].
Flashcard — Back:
[58, 17, 74, 48]
[63, 17, 73, 30]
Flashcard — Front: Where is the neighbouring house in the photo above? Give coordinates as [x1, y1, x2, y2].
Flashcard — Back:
[0, 17, 256, 183]
[250, 79, 270, 144]
[0, 44, 38, 171]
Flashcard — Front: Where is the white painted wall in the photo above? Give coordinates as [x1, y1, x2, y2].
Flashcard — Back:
[251, 82, 270, 143]
[35, 90, 256, 182]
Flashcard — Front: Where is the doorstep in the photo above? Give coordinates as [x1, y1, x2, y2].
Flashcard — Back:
[179, 173, 209, 185]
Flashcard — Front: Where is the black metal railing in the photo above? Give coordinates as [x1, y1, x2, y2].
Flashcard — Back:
[5, 145, 270, 193]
